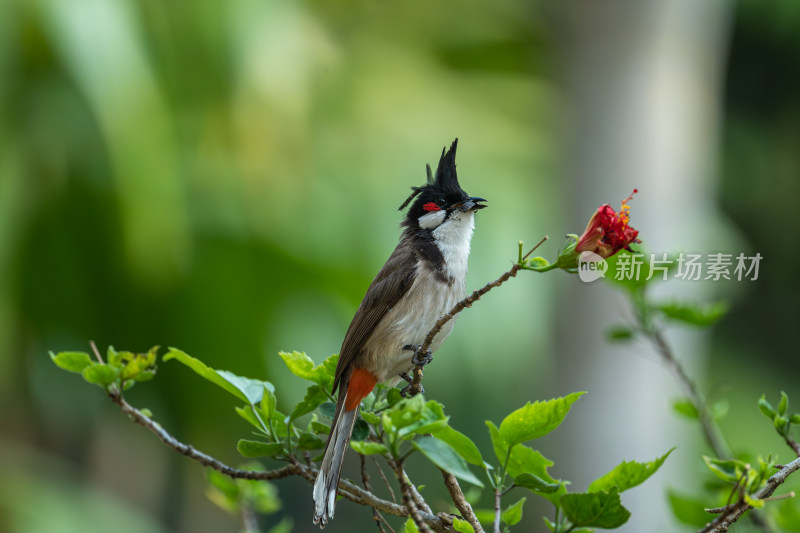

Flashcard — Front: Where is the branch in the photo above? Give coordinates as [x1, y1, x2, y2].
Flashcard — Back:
[362, 454, 390, 533]
[699, 456, 800, 533]
[390, 459, 435, 533]
[441, 470, 484, 533]
[110, 392, 454, 532]
[493, 486, 502, 533]
[784, 434, 800, 458]
[647, 329, 731, 459]
[406, 236, 549, 396]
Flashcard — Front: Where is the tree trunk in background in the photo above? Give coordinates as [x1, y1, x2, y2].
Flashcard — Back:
[550, 1, 732, 530]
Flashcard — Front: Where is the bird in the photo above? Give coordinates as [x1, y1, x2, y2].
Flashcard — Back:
[312, 138, 486, 527]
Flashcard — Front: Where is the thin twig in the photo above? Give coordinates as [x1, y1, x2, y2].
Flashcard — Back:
[362, 454, 389, 533]
[493, 487, 502, 533]
[240, 505, 259, 533]
[391, 460, 435, 533]
[110, 392, 454, 532]
[784, 435, 800, 457]
[90, 340, 104, 364]
[406, 236, 549, 396]
[699, 456, 800, 533]
[647, 329, 730, 459]
[372, 456, 398, 503]
[441, 470, 484, 533]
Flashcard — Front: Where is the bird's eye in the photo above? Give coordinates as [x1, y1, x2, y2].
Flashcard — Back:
[436, 197, 446, 207]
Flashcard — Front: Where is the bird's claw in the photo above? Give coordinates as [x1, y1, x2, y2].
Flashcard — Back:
[403, 344, 434, 366]
[400, 381, 424, 397]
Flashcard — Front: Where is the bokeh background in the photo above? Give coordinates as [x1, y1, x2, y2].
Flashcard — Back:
[1, 0, 798, 532]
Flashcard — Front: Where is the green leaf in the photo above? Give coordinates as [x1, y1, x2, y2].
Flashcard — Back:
[502, 497, 526, 526]
[561, 489, 631, 529]
[588, 448, 674, 493]
[656, 301, 729, 327]
[404, 518, 420, 533]
[382, 394, 425, 436]
[433, 426, 483, 466]
[297, 432, 325, 450]
[290, 385, 329, 422]
[702, 456, 746, 483]
[360, 411, 381, 426]
[398, 400, 449, 438]
[50, 351, 93, 373]
[352, 419, 370, 441]
[236, 406, 264, 432]
[350, 441, 388, 456]
[82, 364, 120, 387]
[486, 421, 558, 484]
[278, 351, 337, 387]
[452, 516, 475, 533]
[386, 387, 403, 406]
[790, 414, 800, 425]
[759, 395, 777, 419]
[412, 436, 483, 488]
[779, 391, 789, 416]
[514, 473, 559, 493]
[667, 490, 711, 527]
[673, 399, 699, 420]
[318, 402, 336, 419]
[237, 439, 284, 458]
[499, 392, 585, 447]
[261, 386, 277, 420]
[607, 326, 634, 342]
[165, 348, 274, 405]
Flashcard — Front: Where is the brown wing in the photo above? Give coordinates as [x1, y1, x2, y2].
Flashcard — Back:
[331, 240, 417, 393]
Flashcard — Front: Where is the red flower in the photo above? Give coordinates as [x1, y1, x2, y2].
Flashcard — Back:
[575, 190, 640, 259]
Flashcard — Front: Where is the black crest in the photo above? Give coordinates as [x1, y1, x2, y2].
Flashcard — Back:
[399, 139, 467, 211]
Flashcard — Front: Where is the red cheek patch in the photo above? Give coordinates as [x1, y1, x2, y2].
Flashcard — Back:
[422, 202, 441, 212]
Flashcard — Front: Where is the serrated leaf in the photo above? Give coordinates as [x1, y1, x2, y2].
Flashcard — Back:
[278, 351, 337, 387]
[673, 399, 699, 420]
[502, 497, 526, 526]
[165, 348, 274, 405]
[499, 392, 585, 447]
[387, 387, 403, 406]
[50, 351, 93, 373]
[433, 426, 483, 466]
[561, 489, 630, 528]
[514, 473, 559, 493]
[486, 421, 558, 484]
[351, 441, 388, 456]
[290, 385, 328, 422]
[412, 436, 483, 488]
[82, 364, 120, 386]
[237, 439, 284, 458]
[588, 448, 674, 493]
[702, 456, 746, 483]
[656, 301, 729, 327]
[452, 516, 475, 533]
[398, 400, 449, 438]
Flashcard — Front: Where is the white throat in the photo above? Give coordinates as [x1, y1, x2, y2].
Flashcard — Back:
[432, 210, 475, 280]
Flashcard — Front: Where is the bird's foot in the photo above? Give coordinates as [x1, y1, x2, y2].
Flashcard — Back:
[403, 344, 434, 366]
[399, 372, 413, 384]
[400, 380, 424, 397]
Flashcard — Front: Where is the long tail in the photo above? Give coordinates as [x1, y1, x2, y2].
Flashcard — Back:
[313, 399, 358, 527]
[313, 367, 378, 527]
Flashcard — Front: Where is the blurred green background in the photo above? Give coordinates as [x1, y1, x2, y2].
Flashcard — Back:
[0, 0, 798, 532]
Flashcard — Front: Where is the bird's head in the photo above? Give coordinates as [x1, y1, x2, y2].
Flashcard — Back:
[399, 139, 487, 233]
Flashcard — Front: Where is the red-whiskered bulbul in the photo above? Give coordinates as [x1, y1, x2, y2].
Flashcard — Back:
[312, 139, 486, 526]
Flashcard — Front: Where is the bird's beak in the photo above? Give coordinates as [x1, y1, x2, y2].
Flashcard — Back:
[459, 197, 487, 212]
